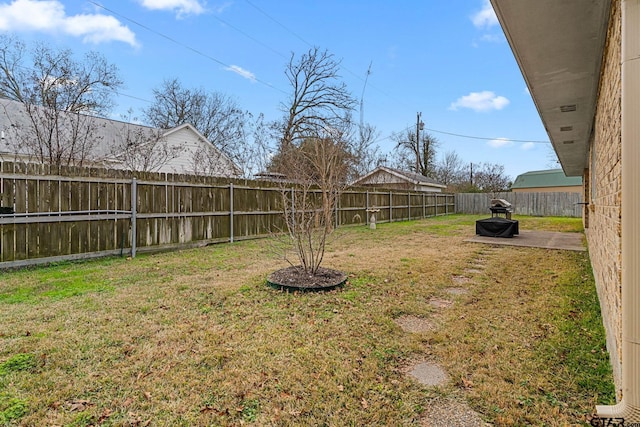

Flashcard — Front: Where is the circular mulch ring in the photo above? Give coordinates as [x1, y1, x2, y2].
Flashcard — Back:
[267, 266, 347, 292]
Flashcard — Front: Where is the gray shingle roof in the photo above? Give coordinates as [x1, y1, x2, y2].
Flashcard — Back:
[0, 97, 155, 159]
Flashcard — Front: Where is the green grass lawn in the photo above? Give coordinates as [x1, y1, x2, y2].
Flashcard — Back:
[0, 215, 614, 426]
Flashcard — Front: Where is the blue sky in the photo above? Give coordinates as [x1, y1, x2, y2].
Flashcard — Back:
[0, 0, 557, 180]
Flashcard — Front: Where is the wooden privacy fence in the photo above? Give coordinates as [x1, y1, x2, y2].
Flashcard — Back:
[0, 162, 454, 269]
[455, 191, 584, 217]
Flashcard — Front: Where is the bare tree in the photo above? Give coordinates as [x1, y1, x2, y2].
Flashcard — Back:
[279, 131, 352, 274]
[391, 128, 439, 177]
[434, 150, 466, 189]
[143, 78, 248, 167]
[0, 36, 121, 114]
[273, 47, 356, 172]
[350, 121, 384, 180]
[471, 162, 512, 194]
[231, 113, 277, 179]
[0, 35, 122, 167]
[270, 47, 361, 275]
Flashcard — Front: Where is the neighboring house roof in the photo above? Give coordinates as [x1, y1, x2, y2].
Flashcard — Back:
[490, 0, 611, 176]
[0, 98, 240, 176]
[352, 166, 446, 189]
[511, 169, 583, 189]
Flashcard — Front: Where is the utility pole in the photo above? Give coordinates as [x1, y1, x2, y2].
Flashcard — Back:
[416, 112, 424, 174]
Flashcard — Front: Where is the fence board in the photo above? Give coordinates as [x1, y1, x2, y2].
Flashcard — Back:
[0, 161, 455, 268]
[454, 191, 583, 217]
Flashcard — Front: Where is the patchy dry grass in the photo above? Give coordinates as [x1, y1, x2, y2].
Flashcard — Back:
[0, 215, 613, 426]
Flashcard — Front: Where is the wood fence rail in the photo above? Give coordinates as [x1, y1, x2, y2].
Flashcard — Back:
[0, 162, 454, 269]
[455, 191, 584, 217]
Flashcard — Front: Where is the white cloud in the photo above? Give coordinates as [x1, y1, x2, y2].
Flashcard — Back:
[65, 14, 138, 46]
[0, 0, 137, 46]
[449, 91, 510, 112]
[471, 0, 498, 29]
[521, 142, 535, 151]
[140, 0, 206, 17]
[225, 65, 256, 82]
[523, 86, 531, 95]
[488, 137, 512, 148]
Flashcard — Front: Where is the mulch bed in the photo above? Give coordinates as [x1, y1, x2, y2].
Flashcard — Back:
[267, 266, 347, 292]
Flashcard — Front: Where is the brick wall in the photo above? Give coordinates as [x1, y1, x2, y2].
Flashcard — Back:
[586, 0, 623, 394]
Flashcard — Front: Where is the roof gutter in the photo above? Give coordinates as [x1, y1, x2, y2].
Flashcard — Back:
[597, 0, 640, 422]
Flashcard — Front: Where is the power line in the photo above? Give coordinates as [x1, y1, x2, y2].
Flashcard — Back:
[210, 14, 287, 59]
[244, 0, 311, 47]
[424, 127, 550, 144]
[242, 0, 408, 109]
[87, 2, 548, 147]
[87, 1, 288, 95]
[372, 124, 550, 145]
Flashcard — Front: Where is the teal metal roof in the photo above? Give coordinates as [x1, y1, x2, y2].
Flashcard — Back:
[512, 169, 583, 189]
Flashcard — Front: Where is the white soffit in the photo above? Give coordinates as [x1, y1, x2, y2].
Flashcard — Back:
[490, 0, 612, 176]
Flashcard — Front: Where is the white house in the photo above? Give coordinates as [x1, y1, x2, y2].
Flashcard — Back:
[0, 98, 240, 177]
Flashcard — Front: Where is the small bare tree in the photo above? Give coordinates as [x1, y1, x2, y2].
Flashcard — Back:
[280, 131, 353, 274]
[270, 47, 357, 276]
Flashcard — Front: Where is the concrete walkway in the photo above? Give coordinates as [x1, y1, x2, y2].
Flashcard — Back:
[465, 230, 586, 251]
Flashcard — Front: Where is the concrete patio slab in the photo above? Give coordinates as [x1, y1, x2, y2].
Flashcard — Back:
[465, 230, 586, 251]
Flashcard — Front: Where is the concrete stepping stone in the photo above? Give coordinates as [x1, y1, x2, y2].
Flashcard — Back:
[421, 399, 488, 426]
[395, 315, 436, 333]
[408, 362, 448, 386]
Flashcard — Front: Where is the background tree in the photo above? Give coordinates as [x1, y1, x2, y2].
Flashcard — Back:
[272, 46, 356, 173]
[350, 121, 384, 180]
[473, 162, 512, 193]
[0, 35, 123, 167]
[143, 78, 249, 173]
[458, 162, 512, 194]
[434, 150, 466, 190]
[391, 128, 439, 177]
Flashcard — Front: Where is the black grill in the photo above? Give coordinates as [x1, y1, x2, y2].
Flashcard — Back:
[475, 199, 519, 238]
[489, 199, 513, 219]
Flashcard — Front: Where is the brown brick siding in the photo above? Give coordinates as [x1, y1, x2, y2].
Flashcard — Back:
[586, 0, 623, 394]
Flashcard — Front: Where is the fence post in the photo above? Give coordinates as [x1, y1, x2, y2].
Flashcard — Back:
[389, 191, 393, 223]
[229, 183, 234, 243]
[408, 192, 411, 221]
[335, 189, 339, 229]
[131, 178, 137, 258]
[435, 194, 439, 216]
[366, 191, 369, 225]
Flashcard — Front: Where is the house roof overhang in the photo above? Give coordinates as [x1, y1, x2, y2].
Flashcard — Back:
[490, 0, 612, 176]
